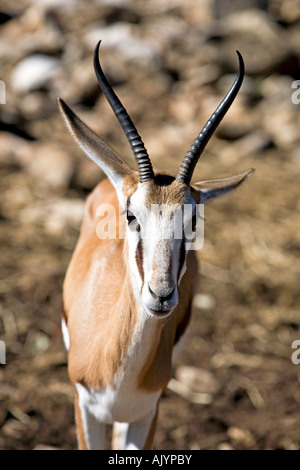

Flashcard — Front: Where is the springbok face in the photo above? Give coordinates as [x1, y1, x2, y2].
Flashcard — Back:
[58, 40, 254, 317]
[123, 176, 197, 316]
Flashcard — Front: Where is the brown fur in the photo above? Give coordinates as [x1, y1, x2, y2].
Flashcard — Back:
[63, 179, 138, 388]
[63, 178, 198, 390]
[63, 177, 198, 451]
[143, 402, 160, 450]
[145, 177, 187, 208]
[122, 173, 189, 207]
[135, 239, 144, 286]
[122, 172, 139, 197]
[75, 392, 88, 450]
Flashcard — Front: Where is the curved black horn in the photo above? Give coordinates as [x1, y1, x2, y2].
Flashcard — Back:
[94, 40, 154, 183]
[176, 51, 245, 185]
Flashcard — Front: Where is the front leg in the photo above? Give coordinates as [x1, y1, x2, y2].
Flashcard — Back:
[112, 406, 159, 450]
[75, 387, 107, 450]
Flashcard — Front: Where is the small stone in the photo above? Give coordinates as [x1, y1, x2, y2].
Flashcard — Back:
[176, 366, 220, 394]
[33, 444, 60, 450]
[26, 144, 74, 191]
[20, 198, 85, 236]
[193, 293, 216, 311]
[227, 426, 256, 448]
[220, 10, 291, 75]
[43, 199, 85, 235]
[213, 0, 268, 18]
[84, 23, 159, 64]
[11, 55, 59, 93]
[277, 0, 300, 23]
[217, 442, 234, 450]
[0, 132, 30, 165]
[221, 132, 271, 164]
[75, 158, 102, 188]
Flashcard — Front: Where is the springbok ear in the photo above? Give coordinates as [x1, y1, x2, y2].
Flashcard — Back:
[192, 168, 254, 205]
[58, 98, 135, 201]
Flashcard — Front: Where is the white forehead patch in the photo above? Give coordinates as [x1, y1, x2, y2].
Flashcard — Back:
[129, 182, 148, 209]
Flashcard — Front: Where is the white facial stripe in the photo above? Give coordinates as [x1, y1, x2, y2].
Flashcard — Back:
[61, 318, 70, 351]
[125, 183, 195, 314]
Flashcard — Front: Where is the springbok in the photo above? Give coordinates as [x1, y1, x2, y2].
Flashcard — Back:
[58, 41, 254, 450]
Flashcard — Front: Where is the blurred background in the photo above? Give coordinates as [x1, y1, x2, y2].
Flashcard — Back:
[0, 0, 300, 450]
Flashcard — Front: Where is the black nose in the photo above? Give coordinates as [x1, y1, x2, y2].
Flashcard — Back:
[148, 285, 175, 302]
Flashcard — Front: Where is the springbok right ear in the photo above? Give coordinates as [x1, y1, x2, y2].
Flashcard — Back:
[192, 168, 254, 205]
[58, 98, 135, 196]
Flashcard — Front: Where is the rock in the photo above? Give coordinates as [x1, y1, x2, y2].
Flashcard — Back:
[43, 199, 85, 235]
[271, 0, 300, 24]
[181, 0, 213, 27]
[1, 173, 36, 219]
[262, 106, 299, 150]
[84, 22, 133, 51]
[227, 426, 257, 448]
[220, 132, 271, 164]
[168, 378, 213, 404]
[33, 444, 60, 450]
[20, 198, 85, 236]
[0, 138, 73, 192]
[18, 91, 49, 120]
[258, 76, 299, 150]
[213, 0, 268, 18]
[84, 22, 159, 64]
[217, 442, 234, 450]
[193, 293, 216, 311]
[175, 365, 220, 394]
[183, 64, 221, 89]
[25, 143, 74, 191]
[75, 157, 102, 188]
[11, 54, 59, 93]
[219, 10, 291, 75]
[0, 132, 31, 166]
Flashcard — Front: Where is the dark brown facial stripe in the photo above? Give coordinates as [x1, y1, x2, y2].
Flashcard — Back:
[177, 238, 186, 281]
[135, 239, 144, 287]
[62, 307, 67, 323]
[174, 299, 192, 345]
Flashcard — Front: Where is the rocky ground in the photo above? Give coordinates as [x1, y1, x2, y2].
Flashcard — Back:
[0, 0, 300, 450]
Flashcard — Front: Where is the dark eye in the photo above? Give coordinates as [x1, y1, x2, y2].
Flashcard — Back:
[127, 211, 140, 232]
[127, 211, 136, 224]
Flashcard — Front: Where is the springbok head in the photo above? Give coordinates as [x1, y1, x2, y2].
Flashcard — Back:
[58, 41, 254, 317]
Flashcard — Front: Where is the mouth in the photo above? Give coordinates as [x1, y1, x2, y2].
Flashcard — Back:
[147, 307, 173, 317]
[145, 302, 176, 317]
[143, 286, 179, 317]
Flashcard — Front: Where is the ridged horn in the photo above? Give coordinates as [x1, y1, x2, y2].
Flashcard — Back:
[94, 40, 154, 183]
[176, 51, 245, 185]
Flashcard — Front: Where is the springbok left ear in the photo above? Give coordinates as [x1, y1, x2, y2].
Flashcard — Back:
[192, 168, 255, 205]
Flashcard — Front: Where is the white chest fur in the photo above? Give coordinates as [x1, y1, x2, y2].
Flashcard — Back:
[65, 309, 161, 423]
[76, 378, 160, 425]
[73, 311, 162, 450]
